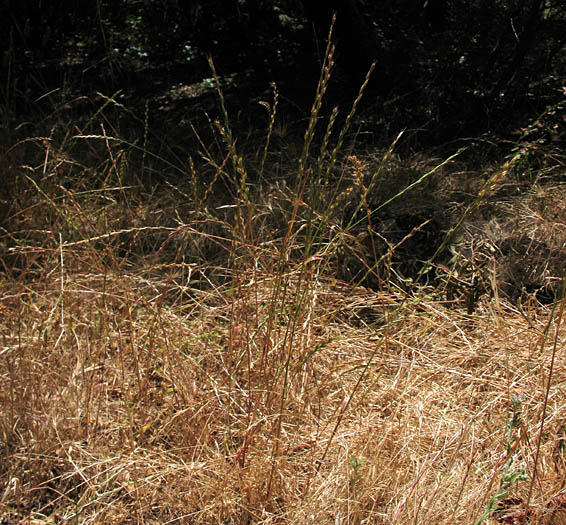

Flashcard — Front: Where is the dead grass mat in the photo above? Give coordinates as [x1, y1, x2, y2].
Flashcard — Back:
[1, 264, 566, 524]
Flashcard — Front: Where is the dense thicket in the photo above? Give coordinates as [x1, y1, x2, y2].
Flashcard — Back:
[2, 0, 565, 141]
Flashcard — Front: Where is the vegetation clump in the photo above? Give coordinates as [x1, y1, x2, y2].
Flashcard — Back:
[1, 2, 566, 523]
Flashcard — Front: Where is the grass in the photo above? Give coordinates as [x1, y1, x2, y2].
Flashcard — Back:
[1, 52, 566, 524]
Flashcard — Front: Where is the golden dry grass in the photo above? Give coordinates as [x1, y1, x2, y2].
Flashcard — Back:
[1, 242, 565, 523]
[1, 65, 565, 522]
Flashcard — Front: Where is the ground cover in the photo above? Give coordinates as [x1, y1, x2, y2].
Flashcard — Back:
[1, 58, 566, 524]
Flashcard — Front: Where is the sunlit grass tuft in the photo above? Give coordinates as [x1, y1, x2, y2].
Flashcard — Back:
[1, 28, 566, 525]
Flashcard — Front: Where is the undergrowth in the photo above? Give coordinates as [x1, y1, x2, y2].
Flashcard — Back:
[1, 35, 566, 525]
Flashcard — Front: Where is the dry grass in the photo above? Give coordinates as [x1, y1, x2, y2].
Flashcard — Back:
[1, 190, 566, 523]
[2, 50, 566, 524]
[0, 254, 565, 524]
